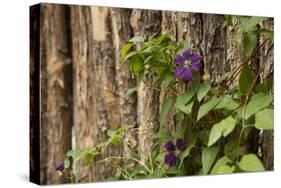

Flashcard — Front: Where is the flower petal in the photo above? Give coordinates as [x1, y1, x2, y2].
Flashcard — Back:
[174, 66, 186, 80]
[174, 55, 184, 65]
[56, 161, 64, 172]
[182, 48, 192, 60]
[176, 139, 186, 151]
[182, 68, 193, 82]
[190, 54, 202, 63]
[164, 153, 178, 167]
[190, 63, 202, 72]
[164, 140, 176, 151]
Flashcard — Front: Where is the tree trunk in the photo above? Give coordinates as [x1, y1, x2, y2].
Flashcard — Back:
[35, 4, 274, 184]
[130, 9, 162, 162]
[40, 4, 73, 184]
[259, 19, 274, 170]
[110, 8, 138, 158]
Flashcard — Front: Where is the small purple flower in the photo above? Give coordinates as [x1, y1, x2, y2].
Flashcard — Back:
[164, 140, 176, 151]
[175, 139, 186, 151]
[56, 161, 64, 172]
[174, 48, 202, 83]
[164, 153, 178, 167]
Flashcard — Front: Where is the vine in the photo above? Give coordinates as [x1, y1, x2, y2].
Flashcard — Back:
[56, 15, 273, 182]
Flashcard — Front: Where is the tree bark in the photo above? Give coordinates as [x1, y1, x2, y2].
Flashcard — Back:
[110, 8, 138, 158]
[40, 4, 73, 184]
[259, 19, 274, 170]
[130, 9, 162, 162]
[36, 4, 274, 184]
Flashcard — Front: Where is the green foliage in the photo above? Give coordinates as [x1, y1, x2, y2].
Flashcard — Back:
[238, 154, 265, 172]
[208, 116, 236, 147]
[202, 147, 219, 174]
[197, 96, 222, 121]
[61, 24, 273, 181]
[244, 93, 273, 119]
[243, 33, 258, 56]
[197, 83, 211, 102]
[225, 16, 272, 57]
[210, 156, 233, 174]
[214, 95, 239, 111]
[239, 63, 253, 94]
[255, 108, 274, 130]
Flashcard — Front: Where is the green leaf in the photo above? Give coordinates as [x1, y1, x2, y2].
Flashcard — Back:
[64, 158, 71, 169]
[238, 154, 265, 172]
[152, 129, 172, 139]
[197, 84, 211, 102]
[66, 149, 83, 161]
[197, 97, 222, 121]
[202, 147, 219, 174]
[176, 101, 194, 115]
[129, 36, 144, 43]
[172, 126, 186, 139]
[160, 97, 176, 128]
[84, 151, 96, 166]
[254, 79, 273, 93]
[175, 82, 199, 114]
[243, 33, 258, 56]
[255, 108, 274, 130]
[111, 135, 123, 145]
[176, 82, 199, 107]
[130, 166, 147, 177]
[121, 51, 138, 64]
[216, 165, 235, 174]
[233, 29, 243, 43]
[243, 17, 265, 32]
[239, 63, 253, 94]
[165, 167, 179, 175]
[214, 95, 239, 111]
[210, 156, 232, 174]
[155, 33, 171, 45]
[244, 93, 273, 119]
[128, 55, 143, 75]
[208, 116, 236, 147]
[179, 134, 198, 167]
[107, 129, 124, 145]
[162, 73, 173, 88]
[121, 43, 134, 58]
[224, 15, 233, 27]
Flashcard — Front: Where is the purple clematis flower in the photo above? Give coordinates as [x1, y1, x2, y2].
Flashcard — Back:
[56, 161, 64, 172]
[174, 48, 202, 83]
[164, 153, 178, 167]
[164, 140, 176, 151]
[175, 139, 186, 151]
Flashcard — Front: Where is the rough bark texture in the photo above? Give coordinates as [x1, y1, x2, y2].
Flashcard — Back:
[110, 8, 138, 157]
[70, 5, 95, 182]
[40, 4, 73, 184]
[259, 19, 274, 170]
[130, 9, 162, 162]
[32, 3, 274, 184]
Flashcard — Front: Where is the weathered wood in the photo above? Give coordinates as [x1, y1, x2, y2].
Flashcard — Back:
[36, 4, 274, 184]
[70, 5, 95, 182]
[110, 8, 138, 158]
[130, 9, 162, 162]
[40, 4, 73, 184]
[259, 19, 274, 170]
